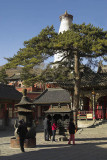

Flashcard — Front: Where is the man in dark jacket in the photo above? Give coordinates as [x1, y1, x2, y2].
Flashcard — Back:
[17, 119, 28, 152]
[43, 116, 49, 141]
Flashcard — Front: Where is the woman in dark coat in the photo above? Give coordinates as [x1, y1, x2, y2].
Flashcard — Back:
[68, 119, 76, 145]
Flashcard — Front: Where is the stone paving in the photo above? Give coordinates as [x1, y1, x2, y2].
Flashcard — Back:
[0, 121, 107, 160]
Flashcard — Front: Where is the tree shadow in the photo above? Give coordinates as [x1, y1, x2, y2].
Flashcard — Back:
[76, 137, 107, 141]
[0, 129, 14, 138]
[1, 138, 107, 160]
[0, 143, 10, 145]
[88, 120, 107, 128]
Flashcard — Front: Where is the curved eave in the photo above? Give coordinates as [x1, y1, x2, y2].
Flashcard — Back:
[34, 101, 71, 105]
[45, 109, 72, 113]
[15, 96, 34, 106]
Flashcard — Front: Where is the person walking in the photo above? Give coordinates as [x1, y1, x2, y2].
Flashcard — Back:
[68, 119, 76, 145]
[17, 119, 28, 152]
[43, 116, 49, 141]
[52, 120, 57, 141]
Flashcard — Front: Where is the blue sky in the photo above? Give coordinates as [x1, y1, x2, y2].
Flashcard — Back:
[0, 0, 107, 66]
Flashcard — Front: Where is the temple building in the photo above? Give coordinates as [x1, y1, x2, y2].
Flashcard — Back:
[33, 63, 107, 122]
[0, 84, 22, 128]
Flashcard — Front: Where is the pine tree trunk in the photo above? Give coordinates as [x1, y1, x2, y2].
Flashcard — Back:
[73, 52, 80, 126]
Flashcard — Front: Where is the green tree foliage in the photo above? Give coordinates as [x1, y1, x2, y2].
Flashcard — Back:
[4, 23, 107, 112]
[0, 68, 8, 84]
[5, 26, 57, 69]
[41, 64, 73, 83]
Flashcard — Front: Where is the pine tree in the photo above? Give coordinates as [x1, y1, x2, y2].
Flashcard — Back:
[4, 24, 107, 116]
[0, 68, 8, 84]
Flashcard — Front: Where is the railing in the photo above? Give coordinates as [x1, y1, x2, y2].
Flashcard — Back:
[78, 109, 107, 120]
[78, 111, 93, 114]
[77, 111, 93, 120]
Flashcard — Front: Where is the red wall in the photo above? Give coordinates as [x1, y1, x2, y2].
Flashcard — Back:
[27, 92, 41, 100]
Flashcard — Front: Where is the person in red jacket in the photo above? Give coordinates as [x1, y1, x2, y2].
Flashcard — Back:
[52, 120, 57, 141]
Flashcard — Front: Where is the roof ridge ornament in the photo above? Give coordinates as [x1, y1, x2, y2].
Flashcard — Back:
[22, 89, 27, 96]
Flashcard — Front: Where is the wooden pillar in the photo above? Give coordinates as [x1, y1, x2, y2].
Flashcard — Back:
[12, 103, 14, 118]
[92, 90, 96, 120]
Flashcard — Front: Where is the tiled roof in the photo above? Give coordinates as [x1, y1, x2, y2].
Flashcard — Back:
[33, 88, 71, 104]
[58, 70, 107, 91]
[5, 74, 21, 80]
[81, 72, 107, 87]
[15, 96, 33, 106]
[0, 83, 22, 101]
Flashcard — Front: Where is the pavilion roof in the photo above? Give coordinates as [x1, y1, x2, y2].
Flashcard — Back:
[45, 106, 72, 113]
[33, 88, 71, 104]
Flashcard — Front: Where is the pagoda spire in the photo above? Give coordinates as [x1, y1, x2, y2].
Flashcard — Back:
[65, 10, 68, 15]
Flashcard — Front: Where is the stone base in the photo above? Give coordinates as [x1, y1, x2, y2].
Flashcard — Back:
[24, 138, 36, 148]
[59, 136, 68, 141]
[10, 137, 36, 148]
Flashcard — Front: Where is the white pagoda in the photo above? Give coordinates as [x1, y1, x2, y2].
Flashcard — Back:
[54, 11, 73, 64]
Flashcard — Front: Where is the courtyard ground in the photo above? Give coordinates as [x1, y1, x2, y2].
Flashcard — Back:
[0, 120, 107, 160]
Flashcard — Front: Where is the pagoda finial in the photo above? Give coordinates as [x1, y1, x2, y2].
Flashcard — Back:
[65, 10, 68, 15]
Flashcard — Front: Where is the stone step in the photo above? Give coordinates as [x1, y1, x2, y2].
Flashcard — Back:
[78, 120, 107, 129]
